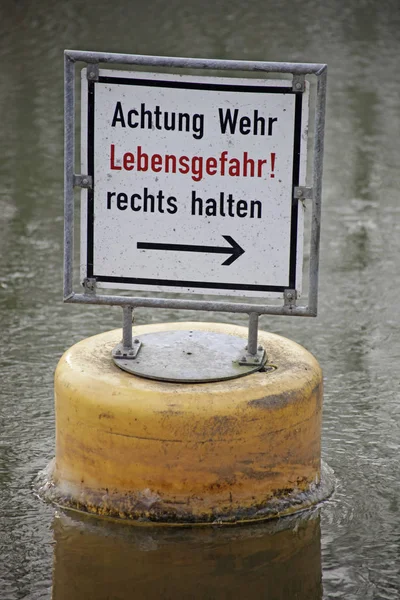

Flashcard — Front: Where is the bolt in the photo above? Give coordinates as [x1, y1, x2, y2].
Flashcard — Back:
[258, 345, 263, 351]
[115, 349, 121, 356]
[82, 178, 88, 186]
[88, 71, 95, 79]
[297, 189, 303, 197]
[134, 338, 140, 344]
[241, 356, 247, 362]
[128, 350, 134, 356]
[295, 81, 302, 90]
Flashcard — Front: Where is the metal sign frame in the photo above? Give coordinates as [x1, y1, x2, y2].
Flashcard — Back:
[64, 50, 327, 341]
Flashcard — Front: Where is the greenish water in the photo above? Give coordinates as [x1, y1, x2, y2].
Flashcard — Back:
[1, 0, 400, 598]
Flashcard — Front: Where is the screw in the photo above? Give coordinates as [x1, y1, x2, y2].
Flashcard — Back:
[295, 81, 302, 90]
[88, 71, 95, 79]
[297, 189, 303, 197]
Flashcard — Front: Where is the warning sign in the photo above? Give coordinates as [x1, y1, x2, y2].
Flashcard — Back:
[81, 70, 309, 297]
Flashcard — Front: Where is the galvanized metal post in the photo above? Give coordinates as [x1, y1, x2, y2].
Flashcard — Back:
[248, 313, 259, 356]
[112, 305, 142, 360]
[63, 53, 75, 300]
[122, 306, 133, 350]
[308, 66, 327, 317]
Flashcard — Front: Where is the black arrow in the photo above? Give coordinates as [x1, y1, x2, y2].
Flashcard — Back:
[137, 235, 245, 266]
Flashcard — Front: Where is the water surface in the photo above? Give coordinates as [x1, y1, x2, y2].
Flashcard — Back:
[1, 1, 400, 598]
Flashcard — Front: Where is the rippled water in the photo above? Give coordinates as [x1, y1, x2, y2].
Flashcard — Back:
[1, 0, 400, 598]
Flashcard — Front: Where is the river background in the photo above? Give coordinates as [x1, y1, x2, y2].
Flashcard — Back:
[1, 1, 400, 598]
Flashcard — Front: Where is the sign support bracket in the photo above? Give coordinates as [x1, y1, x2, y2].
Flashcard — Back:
[235, 313, 266, 367]
[248, 312, 260, 356]
[112, 306, 142, 359]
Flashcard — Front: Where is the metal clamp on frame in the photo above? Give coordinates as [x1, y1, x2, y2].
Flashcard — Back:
[292, 74, 305, 93]
[83, 277, 97, 295]
[284, 289, 297, 308]
[294, 186, 313, 200]
[86, 62, 99, 82]
[73, 174, 92, 189]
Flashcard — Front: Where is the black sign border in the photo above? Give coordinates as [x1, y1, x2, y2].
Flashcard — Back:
[86, 77, 303, 294]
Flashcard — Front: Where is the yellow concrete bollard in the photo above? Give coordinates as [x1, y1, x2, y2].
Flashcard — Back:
[44, 321, 328, 524]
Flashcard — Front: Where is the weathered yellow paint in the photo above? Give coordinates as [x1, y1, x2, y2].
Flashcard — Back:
[51, 322, 323, 523]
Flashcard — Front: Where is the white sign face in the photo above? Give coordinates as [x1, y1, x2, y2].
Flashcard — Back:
[81, 70, 308, 298]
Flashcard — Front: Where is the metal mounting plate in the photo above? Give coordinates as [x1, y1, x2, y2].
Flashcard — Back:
[112, 339, 142, 360]
[237, 346, 266, 366]
[112, 330, 268, 383]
